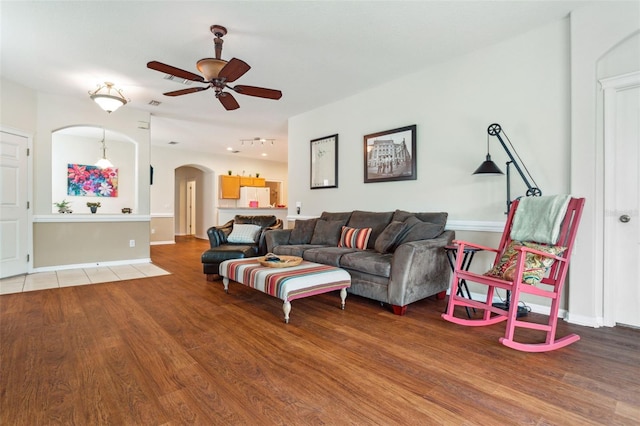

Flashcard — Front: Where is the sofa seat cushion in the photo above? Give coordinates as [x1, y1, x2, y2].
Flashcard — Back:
[201, 245, 256, 263]
[340, 250, 393, 278]
[303, 247, 359, 266]
[273, 244, 326, 257]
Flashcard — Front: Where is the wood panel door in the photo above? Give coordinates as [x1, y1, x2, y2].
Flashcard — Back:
[0, 130, 29, 278]
[602, 71, 640, 328]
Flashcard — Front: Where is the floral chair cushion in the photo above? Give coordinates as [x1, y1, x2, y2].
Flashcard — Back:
[484, 241, 566, 285]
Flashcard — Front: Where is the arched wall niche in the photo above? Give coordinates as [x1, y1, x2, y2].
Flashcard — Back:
[51, 125, 139, 214]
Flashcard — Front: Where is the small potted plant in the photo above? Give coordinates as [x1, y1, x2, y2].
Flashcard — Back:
[228, 170, 232, 175]
[256, 173, 260, 178]
[53, 199, 72, 213]
[86, 202, 101, 214]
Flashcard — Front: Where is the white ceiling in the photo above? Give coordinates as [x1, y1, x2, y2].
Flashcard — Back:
[1, 1, 595, 163]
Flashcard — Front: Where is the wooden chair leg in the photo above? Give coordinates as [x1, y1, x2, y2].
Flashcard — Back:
[392, 305, 407, 316]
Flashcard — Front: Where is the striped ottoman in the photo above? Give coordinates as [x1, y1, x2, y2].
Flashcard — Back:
[219, 258, 351, 323]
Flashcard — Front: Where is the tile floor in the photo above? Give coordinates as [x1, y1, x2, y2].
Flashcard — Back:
[0, 263, 170, 295]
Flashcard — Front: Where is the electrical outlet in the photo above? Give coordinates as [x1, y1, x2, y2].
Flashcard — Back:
[129, 240, 135, 248]
[151, 228, 156, 234]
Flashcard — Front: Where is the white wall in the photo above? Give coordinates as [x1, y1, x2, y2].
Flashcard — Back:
[0, 78, 37, 133]
[34, 92, 151, 215]
[51, 132, 137, 214]
[288, 18, 571, 220]
[287, 3, 640, 325]
[150, 144, 288, 238]
[0, 83, 154, 268]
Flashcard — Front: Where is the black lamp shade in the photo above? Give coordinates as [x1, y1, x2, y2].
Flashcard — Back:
[473, 154, 504, 175]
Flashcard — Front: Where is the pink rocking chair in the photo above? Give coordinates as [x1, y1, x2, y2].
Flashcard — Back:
[442, 196, 585, 352]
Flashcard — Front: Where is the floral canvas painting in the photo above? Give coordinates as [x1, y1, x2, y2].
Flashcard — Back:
[67, 164, 118, 197]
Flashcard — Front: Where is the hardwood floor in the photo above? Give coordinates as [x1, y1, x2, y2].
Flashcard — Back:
[1, 236, 638, 425]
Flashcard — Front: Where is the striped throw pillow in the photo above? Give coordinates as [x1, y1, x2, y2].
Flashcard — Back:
[338, 226, 372, 250]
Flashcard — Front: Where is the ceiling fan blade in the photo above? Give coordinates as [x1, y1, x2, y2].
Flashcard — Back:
[147, 61, 205, 83]
[218, 58, 251, 83]
[217, 92, 240, 110]
[231, 85, 282, 100]
[163, 87, 209, 97]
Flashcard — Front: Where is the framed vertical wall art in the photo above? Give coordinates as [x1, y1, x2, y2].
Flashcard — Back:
[363, 124, 416, 183]
[310, 134, 338, 189]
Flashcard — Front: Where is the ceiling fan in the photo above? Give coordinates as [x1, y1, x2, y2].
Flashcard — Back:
[147, 25, 282, 111]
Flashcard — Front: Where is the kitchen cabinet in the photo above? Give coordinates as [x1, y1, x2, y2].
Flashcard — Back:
[239, 177, 265, 187]
[220, 176, 267, 199]
[220, 175, 240, 199]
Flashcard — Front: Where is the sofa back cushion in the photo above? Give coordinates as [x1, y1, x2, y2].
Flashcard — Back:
[346, 211, 394, 249]
[392, 210, 448, 227]
[234, 215, 277, 228]
[310, 220, 345, 245]
[374, 221, 408, 253]
[396, 215, 445, 245]
[289, 218, 318, 244]
[320, 211, 353, 223]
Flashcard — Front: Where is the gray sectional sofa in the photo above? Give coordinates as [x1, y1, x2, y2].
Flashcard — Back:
[264, 210, 454, 315]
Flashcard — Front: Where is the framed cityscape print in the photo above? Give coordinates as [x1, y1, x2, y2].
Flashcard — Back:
[363, 125, 416, 183]
[310, 134, 338, 189]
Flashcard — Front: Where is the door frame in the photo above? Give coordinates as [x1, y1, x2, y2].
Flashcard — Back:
[0, 126, 33, 277]
[600, 71, 640, 327]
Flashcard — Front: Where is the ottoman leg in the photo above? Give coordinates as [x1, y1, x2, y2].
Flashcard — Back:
[283, 301, 291, 324]
[340, 288, 347, 310]
[223, 277, 229, 293]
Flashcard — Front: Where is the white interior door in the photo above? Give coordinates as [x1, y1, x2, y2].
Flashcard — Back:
[602, 71, 640, 328]
[0, 130, 29, 278]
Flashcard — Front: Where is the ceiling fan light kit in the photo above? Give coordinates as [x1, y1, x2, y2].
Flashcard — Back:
[196, 58, 227, 81]
[89, 82, 128, 113]
[147, 24, 282, 111]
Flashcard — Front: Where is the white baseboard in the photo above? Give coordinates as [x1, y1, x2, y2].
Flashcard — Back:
[32, 258, 152, 273]
[448, 288, 604, 329]
[150, 240, 176, 245]
[564, 313, 604, 328]
[448, 288, 568, 319]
